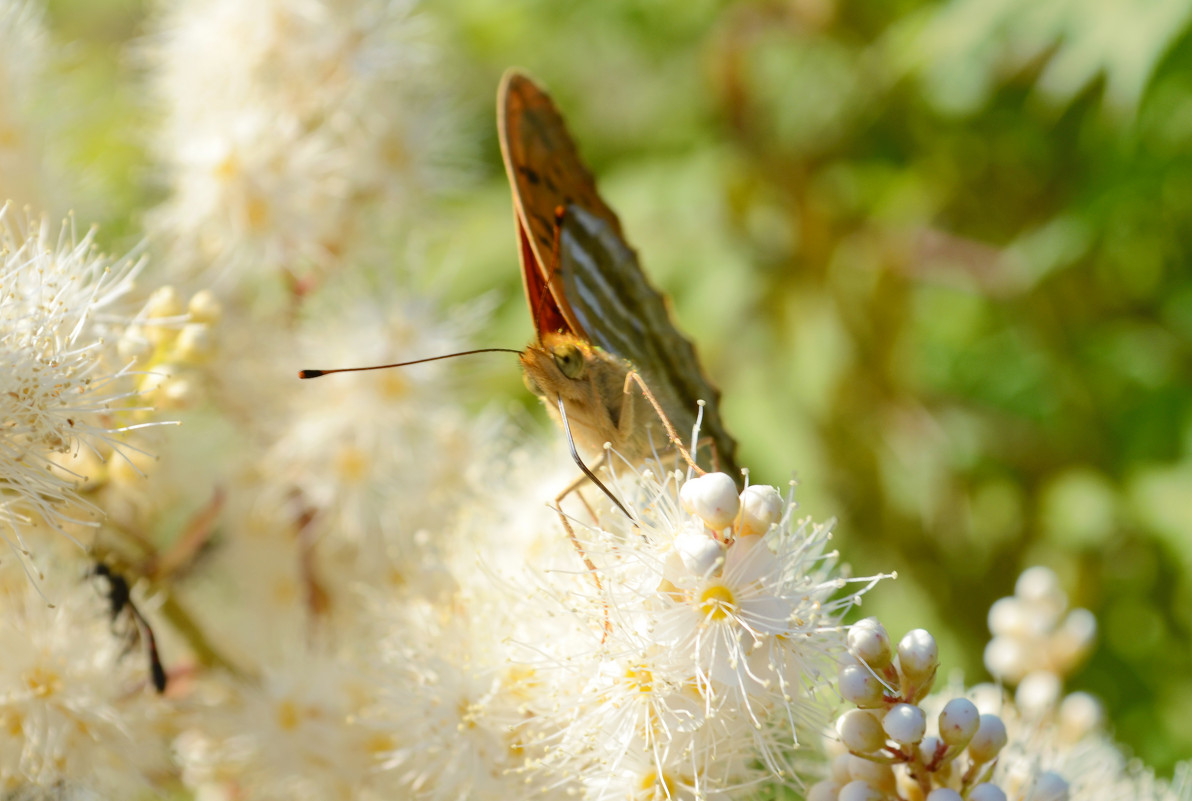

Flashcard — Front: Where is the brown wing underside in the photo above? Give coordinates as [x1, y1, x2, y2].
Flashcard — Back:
[498, 69, 739, 479]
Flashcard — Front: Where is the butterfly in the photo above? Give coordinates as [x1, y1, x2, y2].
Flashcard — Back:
[498, 70, 740, 486]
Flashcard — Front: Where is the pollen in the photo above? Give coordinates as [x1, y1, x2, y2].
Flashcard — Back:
[23, 665, 62, 699]
[698, 584, 737, 621]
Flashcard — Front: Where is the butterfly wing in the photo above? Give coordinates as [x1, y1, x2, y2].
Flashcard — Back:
[498, 69, 739, 479]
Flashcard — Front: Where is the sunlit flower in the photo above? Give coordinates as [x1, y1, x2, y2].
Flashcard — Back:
[0, 204, 146, 544]
[0, 557, 173, 794]
[485, 461, 883, 798]
[145, 0, 456, 285]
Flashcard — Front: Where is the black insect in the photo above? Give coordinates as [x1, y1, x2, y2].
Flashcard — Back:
[90, 563, 167, 693]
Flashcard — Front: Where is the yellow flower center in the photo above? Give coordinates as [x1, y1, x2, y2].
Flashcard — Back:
[698, 584, 737, 621]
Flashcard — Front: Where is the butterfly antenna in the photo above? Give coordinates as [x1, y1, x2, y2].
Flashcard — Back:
[556, 395, 632, 520]
[299, 348, 523, 379]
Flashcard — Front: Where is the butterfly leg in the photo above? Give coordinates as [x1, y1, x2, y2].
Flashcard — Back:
[551, 489, 613, 641]
[621, 371, 706, 477]
[553, 394, 623, 639]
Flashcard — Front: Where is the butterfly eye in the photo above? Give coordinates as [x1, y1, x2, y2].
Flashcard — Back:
[552, 343, 586, 379]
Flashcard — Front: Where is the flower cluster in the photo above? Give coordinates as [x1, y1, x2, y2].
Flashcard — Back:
[144, 0, 454, 286]
[984, 566, 1097, 690]
[1, 2, 1189, 799]
[818, 618, 1035, 801]
[0, 204, 146, 544]
[816, 567, 1190, 801]
[498, 468, 884, 798]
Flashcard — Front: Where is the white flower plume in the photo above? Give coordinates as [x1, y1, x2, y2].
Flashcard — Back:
[0, 204, 146, 543]
[454, 460, 886, 799]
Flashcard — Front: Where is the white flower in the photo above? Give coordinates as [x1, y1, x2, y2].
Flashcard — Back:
[177, 652, 395, 801]
[0, 557, 173, 794]
[145, 0, 456, 285]
[0, 204, 146, 542]
[268, 276, 494, 584]
[489, 461, 883, 798]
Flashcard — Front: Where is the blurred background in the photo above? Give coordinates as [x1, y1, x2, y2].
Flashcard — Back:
[37, 0, 1192, 775]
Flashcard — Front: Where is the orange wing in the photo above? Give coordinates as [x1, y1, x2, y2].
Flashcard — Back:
[497, 69, 740, 479]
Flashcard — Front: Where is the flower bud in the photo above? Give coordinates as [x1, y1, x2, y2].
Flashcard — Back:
[968, 714, 1008, 764]
[1028, 771, 1070, 801]
[1057, 691, 1102, 742]
[847, 755, 895, 794]
[830, 752, 853, 784]
[969, 784, 1008, 801]
[883, 703, 926, 746]
[188, 289, 222, 323]
[837, 709, 886, 753]
[674, 522, 725, 576]
[938, 697, 979, 749]
[738, 484, 783, 536]
[898, 629, 938, 698]
[984, 635, 1029, 684]
[1015, 566, 1066, 629]
[987, 596, 1032, 637]
[1015, 670, 1061, 716]
[847, 617, 892, 669]
[807, 780, 843, 801]
[679, 472, 740, 530]
[926, 789, 963, 801]
[174, 323, 214, 363]
[839, 663, 885, 708]
[838, 779, 884, 801]
[145, 285, 184, 318]
[1051, 607, 1096, 671]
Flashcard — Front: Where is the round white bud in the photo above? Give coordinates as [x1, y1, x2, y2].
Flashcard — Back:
[679, 472, 740, 530]
[830, 752, 854, 784]
[806, 780, 843, 801]
[1057, 691, 1103, 742]
[738, 484, 783, 536]
[938, 697, 979, 748]
[1015, 670, 1061, 716]
[969, 784, 1008, 801]
[674, 522, 726, 576]
[1015, 566, 1067, 627]
[926, 789, 963, 801]
[847, 755, 895, 793]
[838, 780, 884, 801]
[1015, 565, 1062, 603]
[837, 709, 886, 753]
[968, 714, 1008, 763]
[898, 629, 938, 677]
[898, 629, 939, 698]
[839, 664, 885, 708]
[987, 596, 1032, 637]
[917, 735, 944, 764]
[983, 635, 1030, 684]
[145, 285, 184, 318]
[882, 703, 926, 746]
[848, 617, 893, 669]
[1052, 607, 1097, 669]
[174, 323, 213, 363]
[161, 375, 196, 408]
[1029, 771, 1070, 801]
[188, 289, 222, 323]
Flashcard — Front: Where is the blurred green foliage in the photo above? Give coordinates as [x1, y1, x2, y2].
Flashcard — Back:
[43, 0, 1192, 775]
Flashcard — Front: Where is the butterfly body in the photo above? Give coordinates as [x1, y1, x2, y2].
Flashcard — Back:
[500, 70, 740, 480]
[521, 330, 665, 465]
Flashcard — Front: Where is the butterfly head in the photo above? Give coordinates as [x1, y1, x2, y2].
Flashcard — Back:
[521, 330, 633, 457]
[520, 331, 592, 397]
